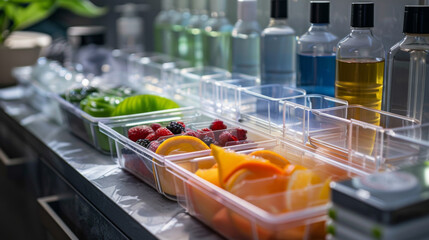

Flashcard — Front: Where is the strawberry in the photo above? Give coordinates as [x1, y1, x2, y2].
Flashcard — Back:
[128, 125, 154, 142]
[198, 128, 215, 139]
[145, 133, 158, 141]
[150, 123, 162, 132]
[183, 130, 199, 138]
[209, 119, 227, 131]
[155, 127, 174, 138]
[148, 141, 160, 152]
[218, 131, 238, 146]
[235, 127, 248, 141]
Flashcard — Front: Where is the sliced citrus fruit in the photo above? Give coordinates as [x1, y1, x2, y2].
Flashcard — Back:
[286, 170, 323, 211]
[211, 145, 257, 187]
[224, 160, 284, 185]
[195, 168, 220, 187]
[283, 164, 307, 176]
[249, 150, 290, 168]
[156, 136, 210, 155]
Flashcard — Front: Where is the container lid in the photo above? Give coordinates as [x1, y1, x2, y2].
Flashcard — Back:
[238, 0, 258, 21]
[403, 5, 429, 34]
[310, 1, 330, 24]
[271, 0, 288, 19]
[331, 162, 429, 225]
[350, 2, 374, 28]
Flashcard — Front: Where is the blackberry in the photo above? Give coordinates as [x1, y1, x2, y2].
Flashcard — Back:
[202, 136, 215, 147]
[166, 121, 185, 134]
[136, 139, 151, 148]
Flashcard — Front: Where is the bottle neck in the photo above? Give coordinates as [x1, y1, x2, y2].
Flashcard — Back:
[268, 18, 288, 27]
[308, 23, 329, 32]
[400, 34, 429, 49]
[350, 27, 374, 36]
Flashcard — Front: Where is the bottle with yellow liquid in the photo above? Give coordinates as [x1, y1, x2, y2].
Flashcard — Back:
[335, 2, 385, 156]
[335, 2, 385, 111]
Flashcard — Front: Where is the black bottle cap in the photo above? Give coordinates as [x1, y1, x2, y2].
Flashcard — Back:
[271, 0, 288, 19]
[351, 2, 374, 28]
[403, 6, 429, 34]
[310, 1, 330, 24]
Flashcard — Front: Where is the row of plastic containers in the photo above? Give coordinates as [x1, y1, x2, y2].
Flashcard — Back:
[18, 51, 429, 239]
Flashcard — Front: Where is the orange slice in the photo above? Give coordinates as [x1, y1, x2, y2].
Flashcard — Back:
[195, 168, 220, 187]
[224, 160, 284, 185]
[156, 136, 210, 155]
[286, 170, 322, 211]
[249, 150, 290, 168]
[283, 164, 308, 176]
[211, 145, 258, 187]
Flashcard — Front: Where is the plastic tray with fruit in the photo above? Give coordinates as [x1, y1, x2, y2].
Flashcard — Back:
[165, 140, 368, 240]
[307, 105, 421, 172]
[98, 108, 277, 200]
[55, 85, 188, 154]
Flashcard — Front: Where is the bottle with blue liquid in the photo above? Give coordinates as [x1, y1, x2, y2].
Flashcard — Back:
[261, 0, 296, 86]
[297, 1, 337, 96]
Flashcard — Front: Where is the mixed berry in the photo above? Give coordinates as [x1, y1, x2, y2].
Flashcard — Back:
[127, 119, 248, 152]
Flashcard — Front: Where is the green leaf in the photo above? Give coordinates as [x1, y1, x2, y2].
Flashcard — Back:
[10, 0, 57, 30]
[57, 0, 106, 17]
[112, 95, 181, 116]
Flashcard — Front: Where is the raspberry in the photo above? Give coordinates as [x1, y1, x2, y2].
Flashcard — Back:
[202, 136, 215, 147]
[148, 141, 160, 152]
[218, 131, 238, 146]
[177, 121, 186, 128]
[166, 121, 185, 134]
[128, 125, 154, 142]
[150, 123, 162, 132]
[198, 128, 215, 139]
[145, 133, 158, 141]
[183, 130, 199, 138]
[136, 139, 151, 148]
[210, 119, 227, 131]
[155, 127, 174, 138]
[235, 127, 248, 141]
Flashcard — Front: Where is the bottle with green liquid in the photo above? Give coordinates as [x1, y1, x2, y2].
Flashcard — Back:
[154, 0, 175, 54]
[185, 0, 209, 67]
[203, 0, 233, 70]
[170, 0, 191, 58]
[336, 2, 385, 111]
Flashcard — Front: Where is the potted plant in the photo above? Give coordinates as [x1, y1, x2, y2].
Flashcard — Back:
[0, 0, 106, 87]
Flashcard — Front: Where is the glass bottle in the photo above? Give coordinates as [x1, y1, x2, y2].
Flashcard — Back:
[297, 1, 337, 96]
[185, 0, 209, 67]
[261, 0, 296, 86]
[232, 0, 261, 77]
[154, 0, 175, 54]
[203, 0, 233, 70]
[335, 2, 385, 111]
[384, 6, 429, 123]
[170, 0, 191, 58]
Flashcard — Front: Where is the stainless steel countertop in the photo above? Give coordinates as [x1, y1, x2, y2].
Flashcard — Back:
[0, 87, 222, 240]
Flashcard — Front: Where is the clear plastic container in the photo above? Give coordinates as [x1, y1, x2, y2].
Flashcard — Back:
[54, 92, 189, 155]
[98, 108, 277, 199]
[165, 140, 368, 240]
[307, 105, 420, 172]
[174, 66, 230, 106]
[237, 84, 306, 134]
[282, 95, 348, 143]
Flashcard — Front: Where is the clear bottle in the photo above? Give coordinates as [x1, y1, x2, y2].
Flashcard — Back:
[261, 0, 296, 85]
[203, 0, 233, 70]
[116, 4, 147, 53]
[335, 2, 385, 111]
[185, 0, 209, 67]
[384, 6, 429, 123]
[170, 0, 191, 58]
[154, 0, 175, 54]
[232, 0, 261, 77]
[297, 1, 337, 96]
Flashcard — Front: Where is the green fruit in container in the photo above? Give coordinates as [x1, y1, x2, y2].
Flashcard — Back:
[111, 95, 180, 116]
[80, 92, 124, 117]
[62, 87, 99, 104]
